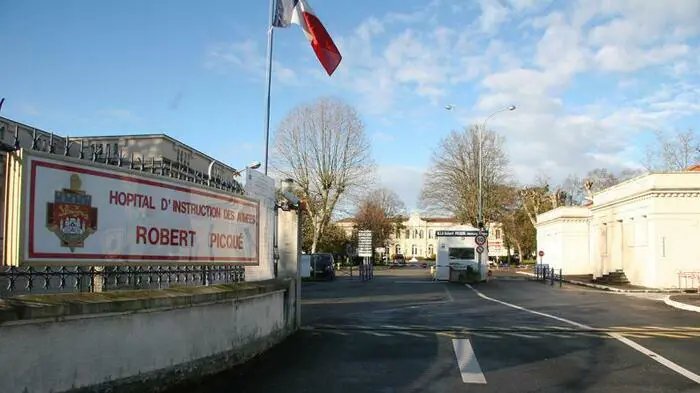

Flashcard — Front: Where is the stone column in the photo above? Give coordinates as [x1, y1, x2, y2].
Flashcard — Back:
[277, 208, 301, 327]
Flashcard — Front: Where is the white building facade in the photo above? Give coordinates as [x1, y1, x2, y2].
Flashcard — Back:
[536, 172, 700, 289]
[337, 212, 509, 259]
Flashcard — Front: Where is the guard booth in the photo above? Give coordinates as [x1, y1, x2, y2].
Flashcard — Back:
[435, 228, 489, 282]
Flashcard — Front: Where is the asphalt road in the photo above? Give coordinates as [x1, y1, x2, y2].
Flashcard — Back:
[166, 269, 700, 393]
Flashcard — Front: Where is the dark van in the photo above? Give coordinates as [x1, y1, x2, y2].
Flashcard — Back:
[310, 253, 336, 280]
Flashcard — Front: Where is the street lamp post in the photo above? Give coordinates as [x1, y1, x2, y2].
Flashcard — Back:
[478, 105, 516, 229]
[445, 104, 516, 229]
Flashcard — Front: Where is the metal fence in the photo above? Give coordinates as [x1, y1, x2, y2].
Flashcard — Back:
[0, 265, 245, 297]
[678, 272, 700, 291]
[0, 129, 250, 298]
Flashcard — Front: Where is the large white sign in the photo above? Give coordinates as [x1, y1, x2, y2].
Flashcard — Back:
[18, 153, 260, 265]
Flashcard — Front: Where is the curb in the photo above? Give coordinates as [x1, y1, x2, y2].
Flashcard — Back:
[516, 271, 685, 293]
[663, 295, 700, 313]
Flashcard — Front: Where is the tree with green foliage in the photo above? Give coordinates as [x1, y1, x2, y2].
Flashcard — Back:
[300, 209, 349, 254]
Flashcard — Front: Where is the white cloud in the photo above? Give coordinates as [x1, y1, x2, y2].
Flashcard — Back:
[594, 44, 690, 72]
[372, 131, 396, 143]
[207, 0, 700, 192]
[330, 0, 698, 185]
[20, 104, 42, 117]
[376, 165, 425, 211]
[477, 0, 510, 33]
[97, 109, 140, 122]
[204, 39, 298, 84]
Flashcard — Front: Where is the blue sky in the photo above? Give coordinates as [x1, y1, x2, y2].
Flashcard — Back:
[2, 0, 699, 210]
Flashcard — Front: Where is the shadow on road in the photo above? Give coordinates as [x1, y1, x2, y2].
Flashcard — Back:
[164, 270, 700, 393]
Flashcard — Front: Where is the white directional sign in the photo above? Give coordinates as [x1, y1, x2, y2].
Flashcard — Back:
[357, 230, 373, 257]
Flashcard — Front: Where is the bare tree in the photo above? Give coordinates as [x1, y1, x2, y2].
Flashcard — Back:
[419, 125, 509, 227]
[584, 168, 620, 193]
[498, 186, 535, 259]
[643, 128, 700, 171]
[354, 188, 406, 250]
[618, 168, 646, 181]
[272, 97, 374, 253]
[362, 188, 406, 218]
[559, 174, 584, 206]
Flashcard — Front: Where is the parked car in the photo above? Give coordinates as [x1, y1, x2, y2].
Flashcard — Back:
[310, 253, 336, 280]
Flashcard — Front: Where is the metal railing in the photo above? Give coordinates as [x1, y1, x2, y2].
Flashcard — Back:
[678, 272, 700, 291]
[0, 129, 250, 298]
[0, 265, 245, 297]
[534, 264, 563, 287]
[2, 128, 245, 193]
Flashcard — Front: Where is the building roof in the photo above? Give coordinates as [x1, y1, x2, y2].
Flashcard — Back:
[0, 116, 242, 174]
[78, 133, 224, 162]
[686, 165, 700, 172]
[423, 216, 459, 223]
[0, 116, 59, 135]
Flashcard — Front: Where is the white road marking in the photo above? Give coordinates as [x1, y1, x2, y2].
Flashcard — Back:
[465, 284, 700, 385]
[452, 339, 487, 384]
[444, 285, 455, 302]
[393, 280, 439, 284]
[396, 331, 426, 338]
[504, 332, 541, 339]
[364, 331, 392, 337]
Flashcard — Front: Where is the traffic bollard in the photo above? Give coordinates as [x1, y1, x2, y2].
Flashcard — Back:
[550, 268, 555, 286]
[559, 268, 563, 288]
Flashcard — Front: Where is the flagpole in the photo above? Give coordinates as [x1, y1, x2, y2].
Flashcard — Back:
[263, 0, 275, 176]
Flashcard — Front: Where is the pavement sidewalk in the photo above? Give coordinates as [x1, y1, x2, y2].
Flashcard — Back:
[664, 294, 700, 313]
[516, 271, 700, 313]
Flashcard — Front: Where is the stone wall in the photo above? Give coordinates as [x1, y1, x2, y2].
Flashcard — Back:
[0, 279, 296, 393]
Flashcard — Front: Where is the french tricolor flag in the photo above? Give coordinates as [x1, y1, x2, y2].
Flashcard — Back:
[273, 0, 342, 76]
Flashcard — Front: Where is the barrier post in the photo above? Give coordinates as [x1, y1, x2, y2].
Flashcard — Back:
[559, 268, 563, 288]
[550, 268, 555, 286]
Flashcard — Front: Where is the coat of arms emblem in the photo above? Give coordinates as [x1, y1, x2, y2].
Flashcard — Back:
[46, 174, 98, 251]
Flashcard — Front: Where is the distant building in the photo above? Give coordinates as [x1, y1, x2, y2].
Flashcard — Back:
[0, 116, 245, 260]
[77, 133, 241, 181]
[536, 170, 700, 289]
[336, 212, 509, 258]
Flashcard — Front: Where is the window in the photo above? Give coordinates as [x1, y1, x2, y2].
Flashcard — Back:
[427, 245, 434, 256]
[419, 230, 424, 239]
[448, 247, 475, 260]
[428, 230, 433, 239]
[413, 229, 418, 238]
[405, 229, 410, 238]
[495, 229, 501, 239]
[411, 244, 418, 255]
[395, 245, 401, 254]
[113, 142, 118, 156]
